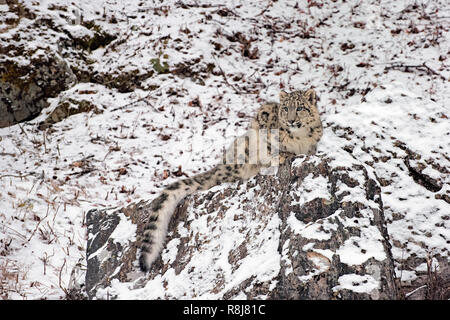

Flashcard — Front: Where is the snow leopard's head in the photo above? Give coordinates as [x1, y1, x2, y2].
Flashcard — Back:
[278, 89, 317, 129]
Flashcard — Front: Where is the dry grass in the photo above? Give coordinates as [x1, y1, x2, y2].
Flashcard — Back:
[423, 257, 450, 300]
[0, 260, 27, 299]
[400, 255, 450, 300]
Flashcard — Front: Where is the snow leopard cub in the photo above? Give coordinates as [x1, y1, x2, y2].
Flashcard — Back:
[138, 89, 323, 272]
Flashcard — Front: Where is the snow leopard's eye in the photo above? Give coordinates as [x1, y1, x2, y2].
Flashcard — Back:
[296, 106, 303, 112]
[283, 107, 288, 112]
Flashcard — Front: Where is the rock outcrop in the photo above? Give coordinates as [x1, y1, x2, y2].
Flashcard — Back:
[272, 155, 397, 299]
[0, 50, 76, 128]
[83, 153, 398, 299]
[0, 0, 118, 128]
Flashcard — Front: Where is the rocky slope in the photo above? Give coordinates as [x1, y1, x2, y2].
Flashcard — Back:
[0, 0, 448, 299]
[84, 153, 398, 299]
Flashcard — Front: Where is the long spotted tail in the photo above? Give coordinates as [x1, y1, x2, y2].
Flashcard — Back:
[138, 163, 259, 272]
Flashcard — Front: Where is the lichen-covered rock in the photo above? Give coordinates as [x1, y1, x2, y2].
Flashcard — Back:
[0, 48, 76, 128]
[0, 3, 119, 128]
[92, 68, 155, 93]
[0, 0, 36, 32]
[82, 152, 398, 300]
[37, 97, 103, 130]
[271, 156, 397, 299]
[72, 21, 117, 53]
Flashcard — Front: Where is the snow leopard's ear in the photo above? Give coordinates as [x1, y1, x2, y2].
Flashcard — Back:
[303, 88, 316, 105]
[279, 90, 288, 100]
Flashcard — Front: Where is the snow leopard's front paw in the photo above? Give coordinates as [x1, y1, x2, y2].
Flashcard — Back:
[278, 152, 293, 165]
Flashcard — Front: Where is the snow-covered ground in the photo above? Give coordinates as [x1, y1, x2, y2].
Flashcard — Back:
[0, 0, 449, 299]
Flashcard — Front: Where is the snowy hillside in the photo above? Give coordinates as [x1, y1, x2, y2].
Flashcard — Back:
[0, 0, 449, 299]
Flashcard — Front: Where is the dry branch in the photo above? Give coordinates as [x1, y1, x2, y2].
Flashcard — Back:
[385, 62, 447, 81]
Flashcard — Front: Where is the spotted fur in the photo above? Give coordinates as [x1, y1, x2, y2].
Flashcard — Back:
[138, 89, 323, 272]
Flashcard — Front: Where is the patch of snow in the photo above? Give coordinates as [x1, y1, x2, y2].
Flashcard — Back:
[333, 274, 379, 294]
[109, 212, 137, 247]
[290, 173, 332, 206]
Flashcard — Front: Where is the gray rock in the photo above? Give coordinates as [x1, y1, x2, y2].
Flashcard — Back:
[0, 50, 76, 128]
[37, 98, 102, 130]
[83, 153, 398, 299]
[85, 207, 121, 299]
[271, 156, 397, 299]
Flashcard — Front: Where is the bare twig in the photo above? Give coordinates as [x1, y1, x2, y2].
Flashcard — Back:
[111, 93, 158, 112]
[67, 168, 95, 177]
[43, 130, 48, 153]
[16, 122, 30, 141]
[58, 258, 68, 296]
[212, 53, 245, 94]
[39, 250, 54, 277]
[128, 111, 142, 138]
[255, 1, 274, 17]
[385, 62, 447, 81]
[0, 173, 34, 180]
[28, 204, 50, 241]
[2, 225, 27, 241]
